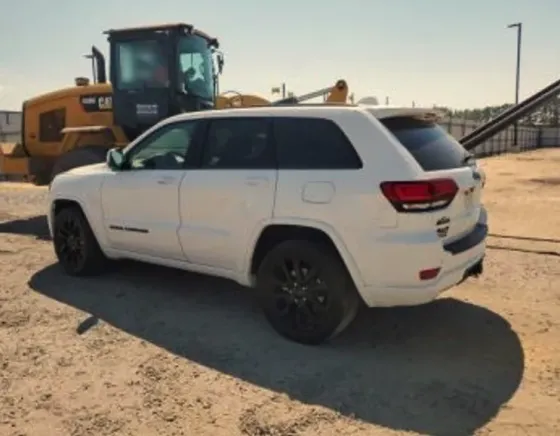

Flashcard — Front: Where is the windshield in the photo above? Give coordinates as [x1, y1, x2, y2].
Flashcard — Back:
[115, 39, 169, 90]
[177, 34, 215, 101]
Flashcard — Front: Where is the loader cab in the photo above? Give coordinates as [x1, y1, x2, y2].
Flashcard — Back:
[105, 23, 223, 140]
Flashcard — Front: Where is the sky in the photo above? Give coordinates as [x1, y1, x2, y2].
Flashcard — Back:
[0, 0, 559, 111]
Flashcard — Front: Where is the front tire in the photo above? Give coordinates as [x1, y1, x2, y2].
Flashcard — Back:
[256, 240, 360, 345]
[53, 206, 107, 276]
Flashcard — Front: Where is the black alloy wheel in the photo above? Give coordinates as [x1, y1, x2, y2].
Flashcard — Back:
[53, 207, 107, 276]
[55, 211, 87, 273]
[257, 240, 359, 345]
[270, 257, 332, 334]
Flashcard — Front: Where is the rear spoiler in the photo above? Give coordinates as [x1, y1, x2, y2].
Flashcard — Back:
[363, 107, 445, 123]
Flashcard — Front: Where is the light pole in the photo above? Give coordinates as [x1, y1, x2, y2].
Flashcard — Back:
[507, 22, 522, 146]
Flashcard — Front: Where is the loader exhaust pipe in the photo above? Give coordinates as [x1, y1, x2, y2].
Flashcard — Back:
[91, 46, 107, 84]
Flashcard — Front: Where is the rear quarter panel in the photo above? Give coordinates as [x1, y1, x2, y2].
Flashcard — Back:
[272, 109, 421, 287]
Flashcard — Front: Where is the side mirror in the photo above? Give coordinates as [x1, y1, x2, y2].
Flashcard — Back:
[106, 148, 125, 171]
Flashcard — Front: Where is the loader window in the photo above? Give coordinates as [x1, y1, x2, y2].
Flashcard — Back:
[178, 35, 215, 100]
[39, 108, 66, 142]
[115, 40, 169, 89]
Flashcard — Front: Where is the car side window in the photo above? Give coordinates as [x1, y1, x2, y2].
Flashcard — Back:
[125, 121, 199, 170]
[273, 117, 363, 169]
[201, 118, 274, 169]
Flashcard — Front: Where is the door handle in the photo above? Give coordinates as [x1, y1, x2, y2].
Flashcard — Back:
[156, 176, 176, 185]
[245, 176, 269, 186]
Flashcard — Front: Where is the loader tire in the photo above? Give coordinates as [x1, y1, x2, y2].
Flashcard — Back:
[51, 146, 109, 183]
[32, 172, 52, 186]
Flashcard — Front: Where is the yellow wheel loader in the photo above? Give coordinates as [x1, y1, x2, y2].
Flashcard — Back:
[0, 22, 349, 185]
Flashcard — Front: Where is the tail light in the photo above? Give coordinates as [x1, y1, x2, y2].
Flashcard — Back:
[380, 178, 458, 213]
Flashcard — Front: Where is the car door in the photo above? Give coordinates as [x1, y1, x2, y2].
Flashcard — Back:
[178, 116, 277, 272]
[100, 119, 202, 260]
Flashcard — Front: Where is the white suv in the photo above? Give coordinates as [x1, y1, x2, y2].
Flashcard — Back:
[47, 104, 487, 345]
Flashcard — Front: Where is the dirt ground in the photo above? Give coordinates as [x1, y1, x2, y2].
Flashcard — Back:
[0, 149, 559, 436]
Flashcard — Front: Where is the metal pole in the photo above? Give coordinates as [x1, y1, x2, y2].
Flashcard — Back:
[508, 22, 522, 147]
[515, 24, 522, 107]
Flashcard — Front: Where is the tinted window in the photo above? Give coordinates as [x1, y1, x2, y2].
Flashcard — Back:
[380, 117, 470, 171]
[125, 121, 199, 170]
[201, 118, 273, 169]
[273, 117, 362, 169]
[115, 40, 168, 90]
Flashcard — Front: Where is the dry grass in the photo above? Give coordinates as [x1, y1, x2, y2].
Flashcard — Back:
[0, 148, 559, 436]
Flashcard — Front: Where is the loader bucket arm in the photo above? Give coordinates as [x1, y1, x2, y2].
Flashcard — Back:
[459, 77, 560, 151]
[324, 79, 348, 103]
[271, 79, 349, 105]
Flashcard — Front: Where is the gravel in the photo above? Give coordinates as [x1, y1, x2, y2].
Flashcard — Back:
[1, 149, 559, 436]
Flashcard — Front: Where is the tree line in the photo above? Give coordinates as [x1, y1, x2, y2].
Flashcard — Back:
[433, 96, 560, 126]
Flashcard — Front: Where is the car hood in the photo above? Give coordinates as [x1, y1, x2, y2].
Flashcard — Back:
[63, 162, 112, 177]
[51, 163, 113, 194]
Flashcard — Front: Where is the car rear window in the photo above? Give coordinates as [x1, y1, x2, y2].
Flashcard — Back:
[380, 116, 469, 171]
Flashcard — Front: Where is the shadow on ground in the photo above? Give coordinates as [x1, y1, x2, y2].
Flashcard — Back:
[29, 262, 524, 436]
[0, 215, 50, 240]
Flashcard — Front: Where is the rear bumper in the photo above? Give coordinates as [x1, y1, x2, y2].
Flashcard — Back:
[443, 221, 488, 255]
[354, 207, 488, 307]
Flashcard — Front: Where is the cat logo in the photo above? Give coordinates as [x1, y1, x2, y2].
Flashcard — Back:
[80, 94, 113, 112]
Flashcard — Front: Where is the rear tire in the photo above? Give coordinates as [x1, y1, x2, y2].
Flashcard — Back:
[53, 206, 107, 276]
[51, 146, 109, 183]
[256, 240, 360, 345]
